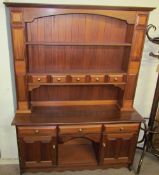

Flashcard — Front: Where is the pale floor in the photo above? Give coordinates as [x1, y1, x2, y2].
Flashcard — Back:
[0, 150, 159, 175]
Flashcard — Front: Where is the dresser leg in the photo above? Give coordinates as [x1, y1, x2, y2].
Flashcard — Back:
[19, 168, 23, 175]
[128, 164, 132, 171]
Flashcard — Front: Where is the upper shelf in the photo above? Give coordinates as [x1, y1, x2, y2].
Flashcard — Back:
[25, 42, 132, 47]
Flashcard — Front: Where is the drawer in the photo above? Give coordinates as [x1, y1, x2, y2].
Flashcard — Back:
[104, 123, 139, 133]
[71, 75, 86, 83]
[30, 75, 48, 83]
[51, 75, 67, 83]
[90, 74, 105, 83]
[59, 125, 101, 135]
[18, 126, 56, 137]
[107, 74, 125, 83]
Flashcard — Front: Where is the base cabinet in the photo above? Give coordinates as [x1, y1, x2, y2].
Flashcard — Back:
[100, 124, 139, 165]
[17, 127, 57, 170]
[16, 123, 139, 173]
[101, 133, 137, 165]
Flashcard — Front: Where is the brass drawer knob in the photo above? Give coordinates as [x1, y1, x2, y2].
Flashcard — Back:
[35, 129, 39, 134]
[78, 128, 83, 132]
[37, 78, 41, 81]
[114, 77, 118, 81]
[76, 77, 80, 81]
[53, 145, 56, 149]
[120, 127, 124, 131]
[103, 143, 106, 147]
[57, 78, 61, 81]
[96, 77, 99, 81]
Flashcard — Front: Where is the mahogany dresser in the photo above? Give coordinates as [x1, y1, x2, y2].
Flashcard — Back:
[5, 2, 154, 174]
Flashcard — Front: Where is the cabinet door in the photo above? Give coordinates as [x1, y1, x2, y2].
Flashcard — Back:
[100, 132, 137, 165]
[19, 136, 57, 169]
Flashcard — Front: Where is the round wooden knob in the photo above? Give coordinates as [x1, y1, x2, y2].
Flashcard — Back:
[96, 77, 99, 81]
[76, 78, 80, 81]
[120, 127, 124, 131]
[37, 78, 41, 81]
[35, 129, 39, 134]
[57, 78, 61, 81]
[114, 77, 118, 81]
[78, 128, 83, 132]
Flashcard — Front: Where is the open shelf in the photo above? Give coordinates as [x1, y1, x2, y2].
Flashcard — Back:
[58, 143, 98, 166]
[26, 42, 132, 47]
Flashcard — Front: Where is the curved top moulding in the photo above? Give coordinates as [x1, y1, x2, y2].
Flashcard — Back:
[23, 8, 137, 24]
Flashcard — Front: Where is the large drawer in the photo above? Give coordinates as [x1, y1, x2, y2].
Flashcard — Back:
[104, 123, 139, 133]
[59, 125, 101, 135]
[18, 126, 56, 137]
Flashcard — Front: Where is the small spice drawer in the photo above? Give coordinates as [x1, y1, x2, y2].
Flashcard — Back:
[59, 125, 102, 135]
[71, 75, 86, 83]
[104, 123, 139, 133]
[107, 74, 125, 83]
[17, 126, 57, 137]
[90, 74, 105, 83]
[51, 75, 67, 83]
[30, 75, 48, 83]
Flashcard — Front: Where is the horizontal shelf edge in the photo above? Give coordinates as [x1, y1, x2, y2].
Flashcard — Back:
[31, 100, 117, 107]
[26, 42, 132, 47]
[28, 82, 126, 86]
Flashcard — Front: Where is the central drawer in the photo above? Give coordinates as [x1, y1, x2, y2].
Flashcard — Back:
[18, 126, 56, 137]
[59, 125, 101, 135]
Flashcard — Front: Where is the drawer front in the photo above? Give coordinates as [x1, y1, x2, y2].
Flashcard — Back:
[31, 75, 48, 83]
[107, 74, 125, 83]
[59, 125, 101, 135]
[18, 126, 56, 137]
[90, 75, 105, 83]
[71, 75, 86, 83]
[51, 75, 67, 83]
[104, 123, 139, 133]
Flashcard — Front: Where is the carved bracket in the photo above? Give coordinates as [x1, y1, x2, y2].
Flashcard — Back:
[28, 84, 40, 91]
[113, 84, 125, 90]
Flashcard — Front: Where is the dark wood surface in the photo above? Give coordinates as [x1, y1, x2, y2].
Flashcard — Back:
[4, 2, 155, 11]
[13, 105, 143, 126]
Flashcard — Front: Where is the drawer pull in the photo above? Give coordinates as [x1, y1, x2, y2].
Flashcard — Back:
[53, 145, 56, 149]
[78, 128, 83, 132]
[37, 78, 41, 81]
[120, 127, 124, 131]
[57, 78, 61, 81]
[114, 77, 118, 81]
[35, 129, 39, 134]
[103, 143, 106, 147]
[96, 77, 99, 81]
[76, 78, 80, 81]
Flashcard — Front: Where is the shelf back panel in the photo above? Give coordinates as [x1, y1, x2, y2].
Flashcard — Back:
[28, 45, 128, 73]
[31, 85, 119, 101]
[26, 14, 128, 43]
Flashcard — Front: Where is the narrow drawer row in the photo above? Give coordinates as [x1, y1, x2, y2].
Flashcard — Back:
[17, 123, 139, 137]
[28, 74, 127, 84]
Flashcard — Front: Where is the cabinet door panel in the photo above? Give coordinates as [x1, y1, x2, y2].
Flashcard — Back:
[101, 133, 137, 164]
[19, 136, 56, 169]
